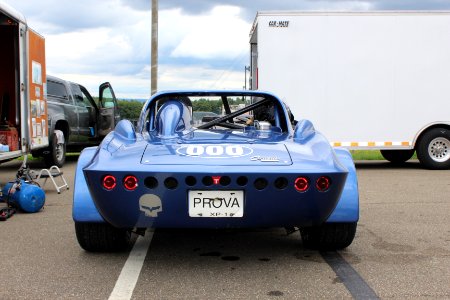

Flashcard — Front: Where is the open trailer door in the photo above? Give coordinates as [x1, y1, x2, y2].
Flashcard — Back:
[27, 29, 48, 151]
[1, 4, 26, 160]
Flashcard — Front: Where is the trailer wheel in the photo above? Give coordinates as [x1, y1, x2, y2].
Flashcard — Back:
[300, 222, 357, 250]
[380, 150, 415, 164]
[75, 222, 132, 252]
[417, 128, 450, 170]
[44, 131, 66, 168]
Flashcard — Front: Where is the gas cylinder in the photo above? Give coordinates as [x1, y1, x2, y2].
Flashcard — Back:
[1, 180, 45, 213]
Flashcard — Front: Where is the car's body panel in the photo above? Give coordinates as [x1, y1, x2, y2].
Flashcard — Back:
[73, 90, 359, 230]
[72, 147, 104, 223]
[326, 148, 359, 223]
[141, 141, 293, 166]
[72, 146, 359, 225]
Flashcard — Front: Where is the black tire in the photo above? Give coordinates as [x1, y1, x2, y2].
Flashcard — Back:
[416, 128, 450, 170]
[31, 150, 42, 159]
[75, 222, 132, 252]
[300, 222, 357, 250]
[380, 149, 415, 164]
[44, 131, 66, 167]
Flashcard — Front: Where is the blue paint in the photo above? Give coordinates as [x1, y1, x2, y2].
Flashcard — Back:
[72, 147, 105, 223]
[73, 91, 359, 229]
[2, 180, 45, 213]
[326, 148, 359, 223]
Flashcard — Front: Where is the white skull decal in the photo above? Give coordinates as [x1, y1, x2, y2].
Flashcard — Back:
[139, 194, 162, 217]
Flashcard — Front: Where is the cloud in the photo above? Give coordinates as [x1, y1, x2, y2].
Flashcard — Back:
[4, 0, 143, 33]
[124, 0, 376, 20]
[371, 0, 450, 10]
[169, 6, 249, 60]
[7, 3, 150, 66]
[159, 64, 246, 90]
[5, 0, 450, 100]
[125, 0, 450, 20]
[58, 71, 151, 100]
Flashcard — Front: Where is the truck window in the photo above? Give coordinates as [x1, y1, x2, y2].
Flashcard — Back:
[70, 84, 83, 103]
[47, 80, 68, 101]
[102, 87, 115, 108]
[71, 84, 94, 109]
[80, 86, 98, 110]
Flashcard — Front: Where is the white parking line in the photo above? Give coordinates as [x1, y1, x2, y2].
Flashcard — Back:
[109, 230, 154, 300]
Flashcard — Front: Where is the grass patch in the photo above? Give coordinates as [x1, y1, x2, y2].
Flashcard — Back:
[66, 152, 81, 157]
[351, 150, 417, 161]
[16, 152, 81, 161]
[350, 150, 384, 160]
[16, 154, 39, 161]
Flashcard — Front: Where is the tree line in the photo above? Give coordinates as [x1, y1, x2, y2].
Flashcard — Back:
[117, 97, 247, 120]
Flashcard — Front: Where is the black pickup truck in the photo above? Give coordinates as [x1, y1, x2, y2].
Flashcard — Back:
[31, 75, 120, 167]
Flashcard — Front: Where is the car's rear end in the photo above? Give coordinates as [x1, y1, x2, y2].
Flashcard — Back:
[82, 138, 348, 229]
[73, 90, 358, 252]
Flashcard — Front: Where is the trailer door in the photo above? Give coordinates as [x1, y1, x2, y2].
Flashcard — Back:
[27, 29, 48, 150]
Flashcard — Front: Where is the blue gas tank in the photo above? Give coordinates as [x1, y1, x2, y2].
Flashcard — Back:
[1, 180, 45, 213]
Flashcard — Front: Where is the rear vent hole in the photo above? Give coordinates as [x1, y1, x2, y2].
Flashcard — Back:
[237, 176, 248, 186]
[220, 176, 231, 186]
[202, 176, 213, 186]
[254, 178, 268, 190]
[164, 177, 178, 190]
[274, 177, 288, 190]
[185, 176, 197, 186]
[144, 177, 158, 189]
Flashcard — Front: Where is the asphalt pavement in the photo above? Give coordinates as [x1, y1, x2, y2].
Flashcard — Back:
[0, 158, 449, 299]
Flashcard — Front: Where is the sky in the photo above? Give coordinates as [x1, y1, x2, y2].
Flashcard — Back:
[3, 0, 450, 99]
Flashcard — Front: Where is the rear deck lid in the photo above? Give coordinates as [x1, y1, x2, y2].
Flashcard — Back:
[141, 143, 292, 166]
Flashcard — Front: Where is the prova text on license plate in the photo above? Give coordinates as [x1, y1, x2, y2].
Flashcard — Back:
[188, 190, 244, 217]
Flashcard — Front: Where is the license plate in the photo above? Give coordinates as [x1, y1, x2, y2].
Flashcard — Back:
[188, 190, 244, 218]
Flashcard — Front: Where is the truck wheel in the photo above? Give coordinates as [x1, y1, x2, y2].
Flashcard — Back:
[31, 150, 43, 158]
[75, 222, 132, 252]
[416, 128, 450, 170]
[380, 150, 415, 164]
[44, 131, 66, 167]
[300, 222, 357, 250]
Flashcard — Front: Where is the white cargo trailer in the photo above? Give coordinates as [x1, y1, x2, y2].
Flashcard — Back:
[250, 11, 450, 169]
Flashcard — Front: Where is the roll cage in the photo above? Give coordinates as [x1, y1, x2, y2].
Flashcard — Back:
[139, 91, 292, 134]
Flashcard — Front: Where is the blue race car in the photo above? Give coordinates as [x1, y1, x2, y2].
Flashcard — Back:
[73, 91, 359, 252]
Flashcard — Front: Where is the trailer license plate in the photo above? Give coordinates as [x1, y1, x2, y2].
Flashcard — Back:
[188, 190, 244, 217]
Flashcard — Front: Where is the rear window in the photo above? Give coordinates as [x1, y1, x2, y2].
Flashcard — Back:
[47, 81, 68, 100]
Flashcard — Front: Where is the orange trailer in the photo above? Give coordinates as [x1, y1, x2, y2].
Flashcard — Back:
[0, 1, 48, 162]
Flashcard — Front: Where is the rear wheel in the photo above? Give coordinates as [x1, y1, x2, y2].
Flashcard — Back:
[416, 128, 450, 170]
[75, 222, 132, 252]
[380, 149, 415, 164]
[44, 130, 66, 167]
[300, 222, 357, 250]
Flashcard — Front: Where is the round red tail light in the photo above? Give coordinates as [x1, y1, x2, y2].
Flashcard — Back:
[316, 176, 331, 192]
[102, 175, 117, 191]
[124, 175, 138, 191]
[294, 177, 309, 192]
